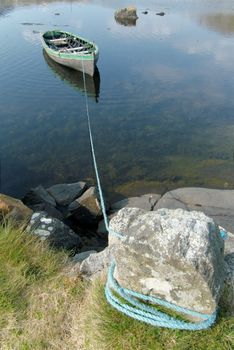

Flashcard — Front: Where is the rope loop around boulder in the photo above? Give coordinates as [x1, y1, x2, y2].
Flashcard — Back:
[105, 261, 217, 331]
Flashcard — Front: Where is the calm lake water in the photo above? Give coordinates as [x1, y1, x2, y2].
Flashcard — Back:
[1, 0, 234, 200]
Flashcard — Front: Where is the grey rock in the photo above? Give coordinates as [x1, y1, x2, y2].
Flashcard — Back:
[220, 232, 234, 315]
[23, 185, 56, 207]
[111, 193, 161, 212]
[68, 187, 102, 225]
[224, 231, 234, 255]
[115, 6, 138, 19]
[97, 213, 116, 235]
[155, 187, 234, 233]
[47, 181, 87, 206]
[27, 211, 81, 250]
[79, 245, 116, 279]
[115, 6, 138, 26]
[73, 250, 97, 263]
[28, 202, 64, 220]
[220, 253, 234, 315]
[156, 12, 165, 16]
[109, 208, 224, 317]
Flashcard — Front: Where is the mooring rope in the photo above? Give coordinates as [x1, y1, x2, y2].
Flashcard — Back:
[81, 58, 123, 239]
[81, 58, 226, 331]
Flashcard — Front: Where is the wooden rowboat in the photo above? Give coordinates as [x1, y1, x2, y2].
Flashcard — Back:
[43, 50, 100, 102]
[41, 30, 99, 76]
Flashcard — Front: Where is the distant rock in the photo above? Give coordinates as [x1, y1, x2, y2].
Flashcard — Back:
[27, 211, 81, 250]
[47, 181, 87, 206]
[155, 187, 234, 232]
[156, 12, 165, 16]
[68, 187, 102, 225]
[23, 185, 56, 208]
[111, 193, 161, 212]
[0, 193, 32, 225]
[109, 207, 224, 318]
[142, 11, 148, 15]
[115, 6, 138, 26]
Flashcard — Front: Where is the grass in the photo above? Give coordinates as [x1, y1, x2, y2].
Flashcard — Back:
[0, 220, 233, 350]
[0, 220, 87, 349]
[82, 279, 234, 350]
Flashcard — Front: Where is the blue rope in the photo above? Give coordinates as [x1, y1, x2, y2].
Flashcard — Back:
[81, 59, 226, 330]
[81, 59, 123, 240]
[105, 262, 217, 330]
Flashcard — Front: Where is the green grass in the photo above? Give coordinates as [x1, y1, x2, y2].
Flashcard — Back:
[0, 220, 86, 349]
[0, 220, 233, 350]
[83, 279, 234, 350]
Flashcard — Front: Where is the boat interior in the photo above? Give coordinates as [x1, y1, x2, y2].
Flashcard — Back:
[44, 32, 95, 54]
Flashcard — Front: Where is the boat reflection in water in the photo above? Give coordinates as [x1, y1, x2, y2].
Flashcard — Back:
[43, 50, 100, 102]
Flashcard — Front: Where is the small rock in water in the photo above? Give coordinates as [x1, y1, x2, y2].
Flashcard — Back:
[156, 12, 165, 16]
[54, 13, 60, 16]
[142, 11, 148, 15]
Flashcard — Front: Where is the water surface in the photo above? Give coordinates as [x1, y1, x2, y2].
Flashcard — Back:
[1, 0, 234, 200]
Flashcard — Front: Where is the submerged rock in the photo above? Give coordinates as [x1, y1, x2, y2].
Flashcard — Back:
[109, 208, 224, 318]
[27, 212, 81, 250]
[0, 193, 32, 225]
[47, 181, 87, 206]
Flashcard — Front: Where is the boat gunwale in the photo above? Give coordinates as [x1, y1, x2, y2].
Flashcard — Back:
[41, 30, 99, 60]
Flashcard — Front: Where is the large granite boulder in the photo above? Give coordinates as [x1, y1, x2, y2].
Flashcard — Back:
[0, 193, 32, 225]
[27, 212, 81, 250]
[115, 6, 138, 26]
[47, 181, 87, 206]
[68, 187, 102, 225]
[109, 208, 225, 317]
[155, 188, 234, 233]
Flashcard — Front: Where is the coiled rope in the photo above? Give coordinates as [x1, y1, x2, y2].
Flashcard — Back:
[81, 58, 226, 331]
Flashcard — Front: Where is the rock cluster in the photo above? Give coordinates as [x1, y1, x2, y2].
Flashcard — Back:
[1, 184, 234, 317]
[22, 182, 105, 253]
[78, 187, 234, 317]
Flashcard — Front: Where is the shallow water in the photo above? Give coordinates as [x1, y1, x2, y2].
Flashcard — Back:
[1, 0, 234, 200]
